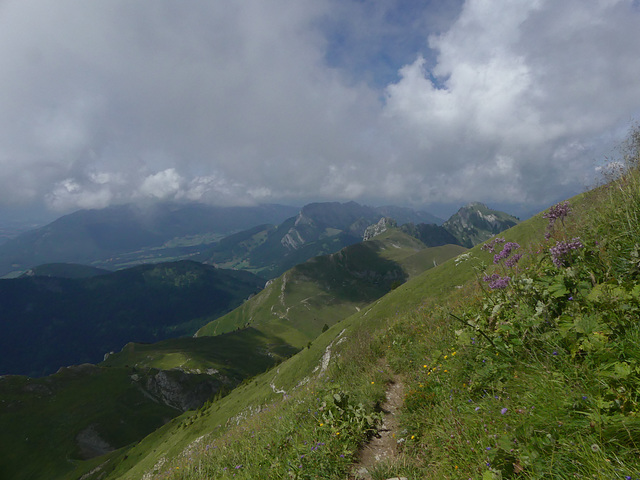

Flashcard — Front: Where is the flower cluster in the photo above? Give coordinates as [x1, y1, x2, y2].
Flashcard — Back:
[481, 237, 505, 253]
[481, 239, 522, 289]
[493, 242, 521, 266]
[549, 238, 584, 267]
[543, 201, 571, 226]
[543, 201, 572, 239]
[483, 273, 511, 289]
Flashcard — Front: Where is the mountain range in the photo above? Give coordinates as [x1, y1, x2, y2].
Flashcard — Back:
[0, 202, 300, 277]
[0, 226, 466, 479]
[0, 200, 518, 280]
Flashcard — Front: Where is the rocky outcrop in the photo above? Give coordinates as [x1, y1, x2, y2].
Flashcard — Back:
[76, 424, 114, 460]
[363, 217, 397, 241]
[140, 369, 229, 412]
[280, 228, 306, 250]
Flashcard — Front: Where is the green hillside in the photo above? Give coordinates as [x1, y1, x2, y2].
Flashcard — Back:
[66, 219, 521, 480]
[0, 228, 463, 480]
[0, 329, 296, 480]
[196, 230, 461, 348]
[101, 328, 298, 373]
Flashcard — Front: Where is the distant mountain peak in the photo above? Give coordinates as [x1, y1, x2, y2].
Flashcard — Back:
[443, 203, 519, 248]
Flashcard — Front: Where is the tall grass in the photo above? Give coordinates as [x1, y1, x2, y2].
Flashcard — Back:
[379, 124, 640, 479]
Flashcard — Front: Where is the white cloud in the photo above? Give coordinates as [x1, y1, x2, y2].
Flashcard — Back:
[1, 0, 640, 217]
[383, 0, 640, 206]
[138, 169, 184, 200]
[45, 178, 113, 211]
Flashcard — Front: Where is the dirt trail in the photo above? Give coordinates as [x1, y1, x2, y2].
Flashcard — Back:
[351, 376, 405, 480]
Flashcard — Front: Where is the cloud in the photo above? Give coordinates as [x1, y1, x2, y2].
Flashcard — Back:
[0, 0, 381, 211]
[45, 178, 113, 212]
[0, 0, 640, 217]
[383, 0, 640, 206]
[138, 169, 184, 200]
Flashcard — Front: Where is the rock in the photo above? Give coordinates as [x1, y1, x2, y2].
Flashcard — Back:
[75, 424, 114, 459]
[363, 217, 397, 241]
[142, 369, 228, 411]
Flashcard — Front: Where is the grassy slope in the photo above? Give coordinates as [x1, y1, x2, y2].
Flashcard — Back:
[101, 328, 298, 373]
[1, 229, 465, 480]
[67, 166, 640, 480]
[196, 230, 462, 348]
[0, 366, 177, 480]
[36, 230, 459, 480]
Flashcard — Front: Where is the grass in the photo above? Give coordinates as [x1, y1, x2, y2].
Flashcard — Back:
[102, 328, 298, 374]
[0, 365, 178, 480]
[196, 230, 463, 349]
[0, 328, 299, 480]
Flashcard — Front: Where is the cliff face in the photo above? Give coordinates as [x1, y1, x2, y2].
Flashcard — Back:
[141, 369, 230, 412]
[280, 202, 382, 251]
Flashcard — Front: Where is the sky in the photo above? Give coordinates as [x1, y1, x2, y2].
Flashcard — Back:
[1, 0, 640, 223]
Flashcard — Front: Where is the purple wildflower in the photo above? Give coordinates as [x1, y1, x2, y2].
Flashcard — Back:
[482, 237, 506, 253]
[483, 273, 511, 289]
[501, 408, 508, 415]
[504, 253, 523, 268]
[493, 242, 521, 264]
[550, 237, 584, 267]
[543, 201, 571, 228]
